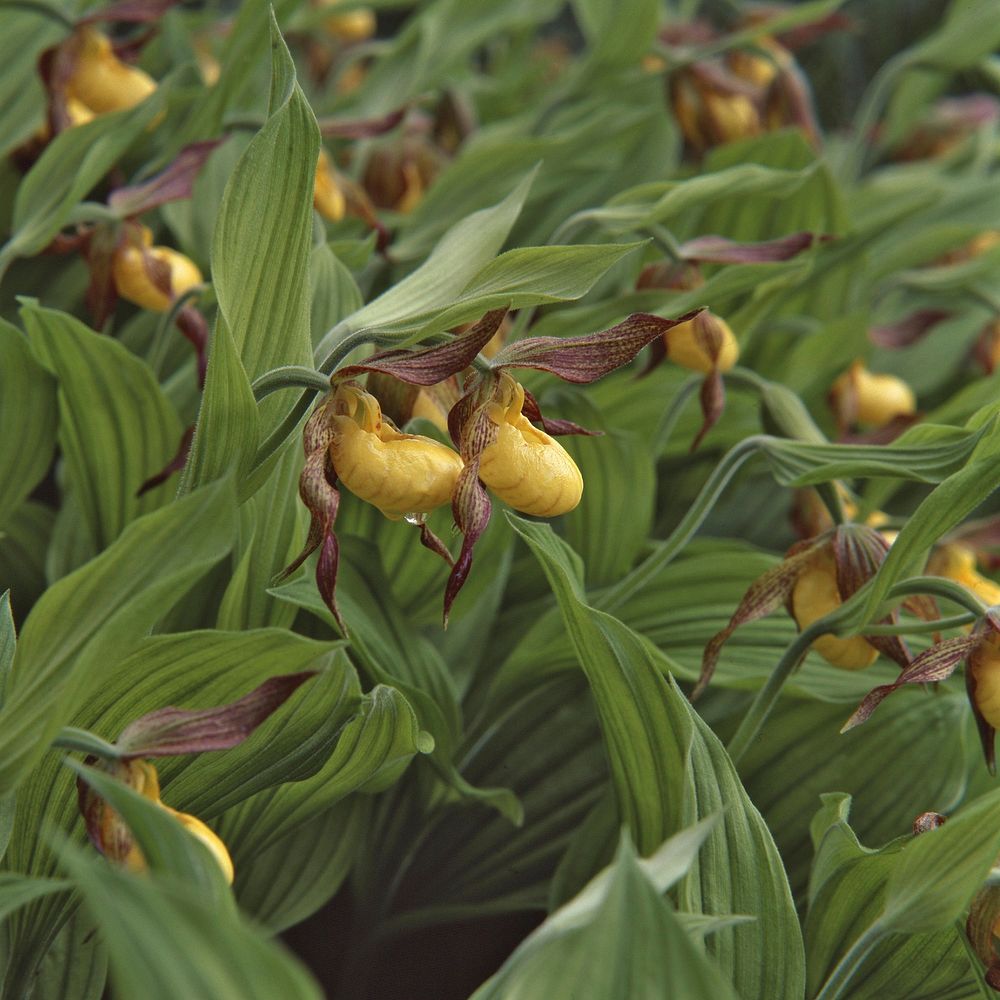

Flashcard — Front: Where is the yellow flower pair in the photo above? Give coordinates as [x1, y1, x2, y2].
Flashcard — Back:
[330, 378, 583, 521]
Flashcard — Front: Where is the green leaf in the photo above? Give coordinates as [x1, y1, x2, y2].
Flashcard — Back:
[572, 0, 659, 68]
[904, 0, 1000, 71]
[509, 515, 805, 1000]
[210, 13, 319, 420]
[180, 315, 260, 496]
[236, 797, 367, 932]
[0, 11, 64, 158]
[0, 874, 68, 925]
[0, 319, 56, 532]
[0, 92, 165, 276]
[30, 910, 107, 1000]
[22, 304, 184, 556]
[216, 683, 430, 858]
[760, 423, 983, 487]
[0, 502, 54, 621]
[401, 242, 643, 338]
[734, 686, 970, 900]
[0, 477, 235, 798]
[805, 793, 994, 999]
[471, 834, 740, 1000]
[315, 170, 535, 356]
[56, 839, 322, 1000]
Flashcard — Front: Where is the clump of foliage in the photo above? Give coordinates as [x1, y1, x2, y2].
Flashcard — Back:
[4, 0, 1000, 998]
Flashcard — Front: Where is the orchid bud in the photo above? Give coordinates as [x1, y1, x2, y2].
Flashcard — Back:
[829, 361, 916, 429]
[329, 383, 462, 518]
[664, 311, 739, 374]
[477, 375, 583, 517]
[78, 759, 233, 884]
[670, 68, 761, 152]
[790, 548, 879, 670]
[66, 28, 156, 116]
[318, 0, 377, 43]
[314, 148, 347, 223]
[111, 225, 203, 313]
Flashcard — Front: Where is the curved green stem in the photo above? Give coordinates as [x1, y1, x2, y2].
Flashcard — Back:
[52, 727, 122, 760]
[886, 575, 988, 617]
[813, 924, 884, 1000]
[653, 375, 701, 454]
[252, 365, 331, 401]
[726, 617, 837, 765]
[862, 612, 975, 636]
[598, 435, 770, 613]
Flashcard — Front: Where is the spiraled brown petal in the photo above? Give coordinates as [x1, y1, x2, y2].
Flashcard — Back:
[335, 309, 509, 386]
[696, 537, 827, 697]
[116, 673, 317, 757]
[493, 310, 704, 384]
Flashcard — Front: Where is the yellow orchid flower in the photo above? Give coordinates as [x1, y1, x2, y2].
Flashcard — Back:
[111, 225, 202, 313]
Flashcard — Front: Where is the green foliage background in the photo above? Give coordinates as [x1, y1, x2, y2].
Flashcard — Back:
[2, 0, 1000, 998]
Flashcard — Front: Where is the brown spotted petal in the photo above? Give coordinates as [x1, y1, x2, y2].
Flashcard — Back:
[493, 310, 704, 384]
[842, 633, 981, 732]
[443, 384, 501, 624]
[116, 673, 316, 757]
[677, 233, 819, 264]
[833, 524, 910, 668]
[696, 536, 828, 697]
[276, 403, 345, 632]
[691, 367, 725, 452]
[109, 140, 223, 217]
[83, 223, 120, 329]
[336, 309, 509, 386]
[869, 309, 951, 349]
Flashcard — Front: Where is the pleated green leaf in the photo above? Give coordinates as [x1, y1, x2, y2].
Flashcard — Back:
[0, 477, 235, 798]
[236, 798, 368, 932]
[509, 515, 805, 1000]
[0, 875, 68, 925]
[0, 92, 164, 276]
[316, 171, 535, 354]
[180, 315, 260, 496]
[805, 793, 996, 999]
[22, 304, 184, 556]
[0, 11, 63, 158]
[56, 839, 322, 1000]
[0, 320, 56, 532]
[210, 13, 318, 408]
[471, 834, 740, 1000]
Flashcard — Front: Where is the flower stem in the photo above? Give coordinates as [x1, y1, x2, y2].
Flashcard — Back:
[52, 727, 122, 760]
[251, 365, 331, 401]
[726, 618, 833, 765]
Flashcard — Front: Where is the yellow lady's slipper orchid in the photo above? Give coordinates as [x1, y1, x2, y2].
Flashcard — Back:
[830, 361, 916, 429]
[66, 27, 157, 116]
[329, 384, 462, 518]
[927, 543, 1000, 608]
[477, 376, 583, 517]
[92, 760, 234, 883]
[665, 312, 739, 374]
[318, 0, 377, 43]
[790, 549, 879, 670]
[314, 149, 347, 222]
[727, 36, 791, 90]
[112, 225, 203, 313]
